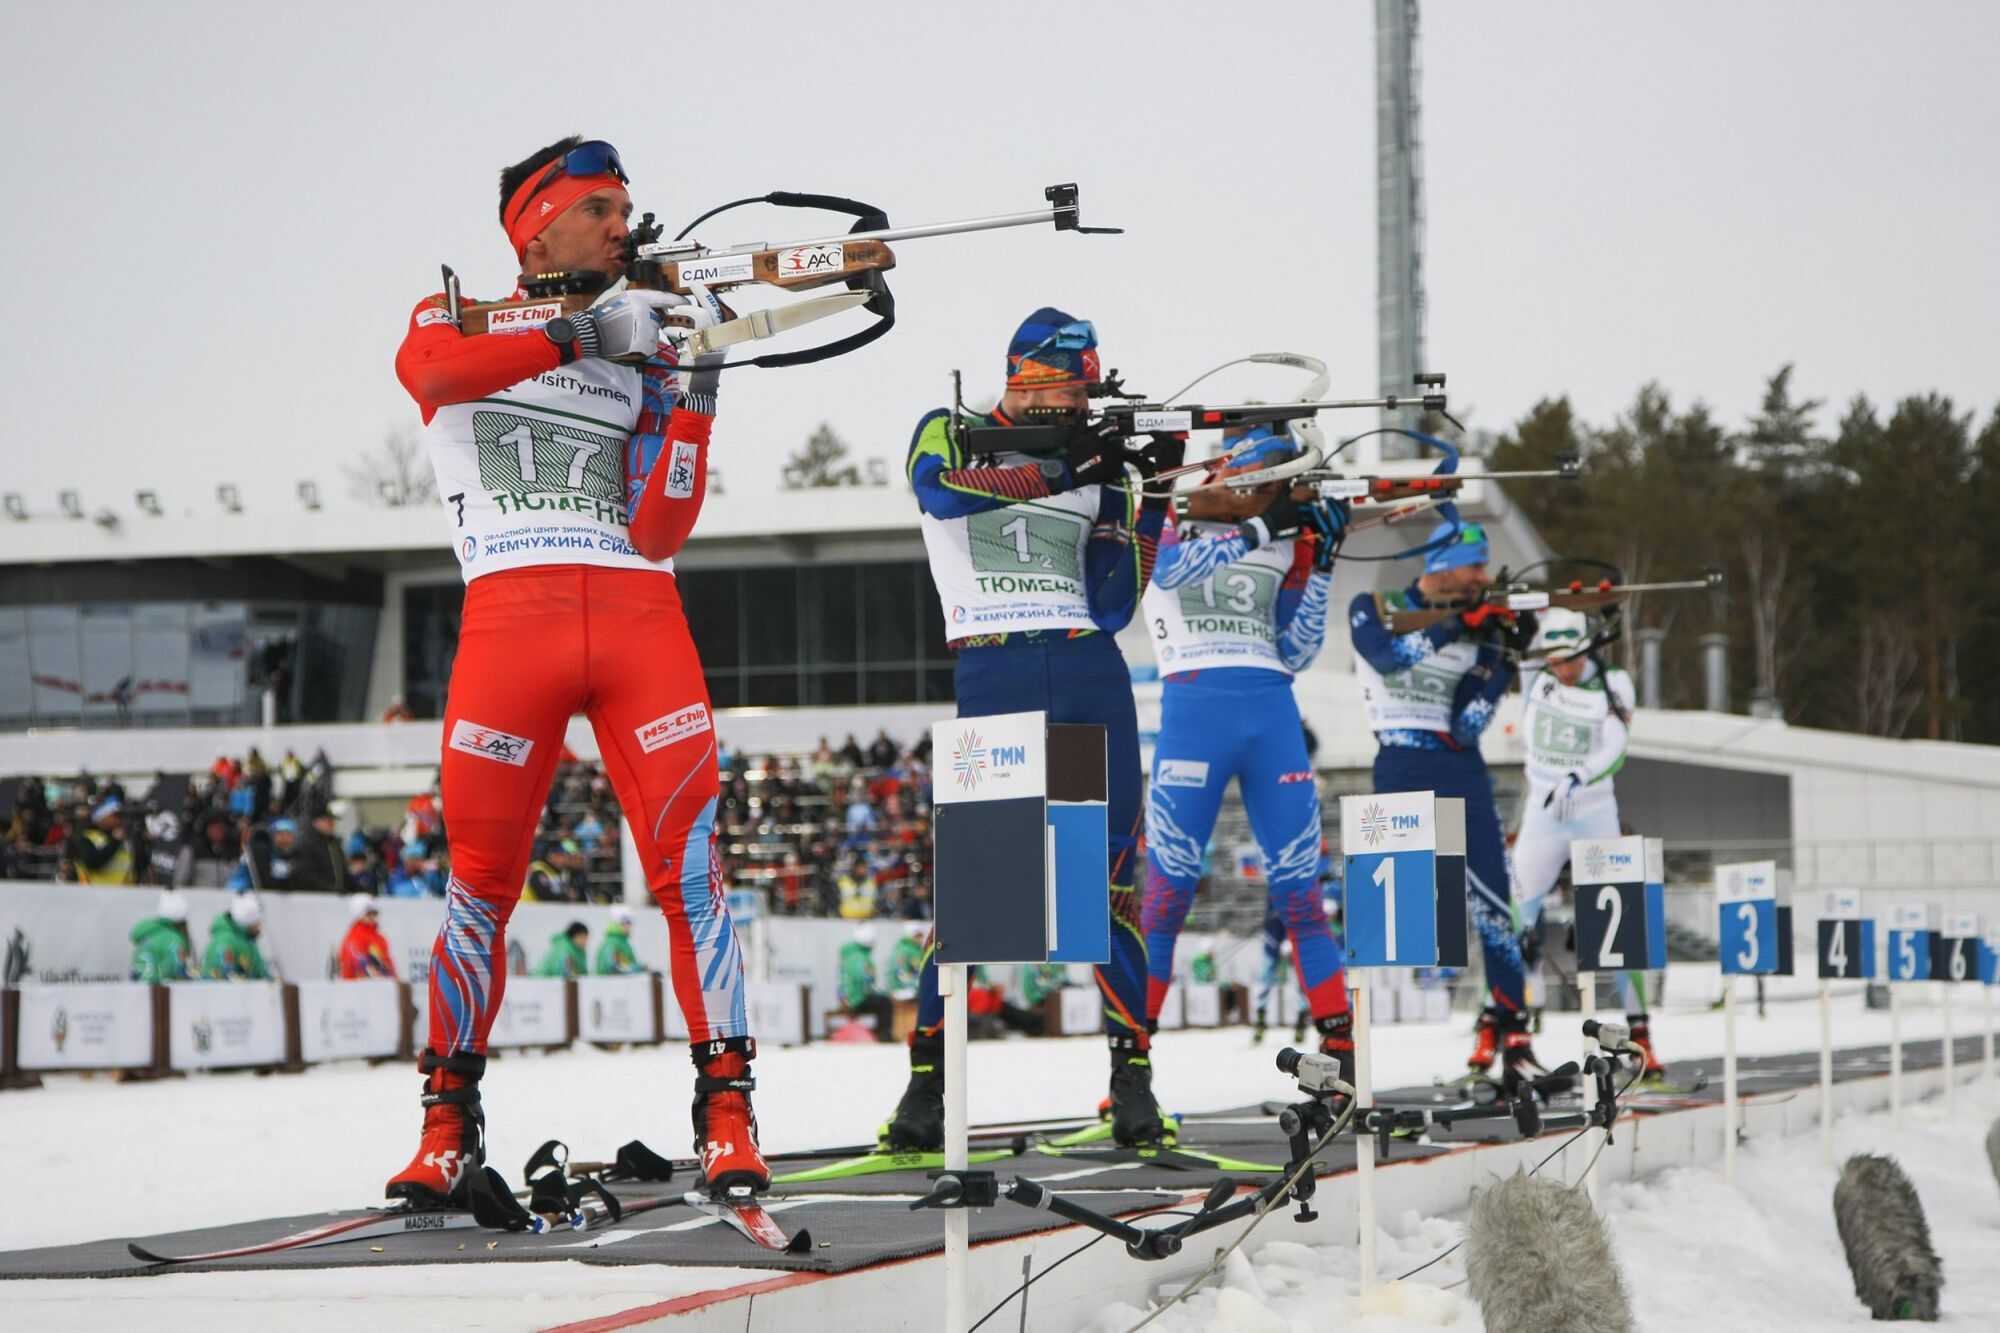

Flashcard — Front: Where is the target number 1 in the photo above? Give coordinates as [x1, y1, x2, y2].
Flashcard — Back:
[1374, 857, 1397, 962]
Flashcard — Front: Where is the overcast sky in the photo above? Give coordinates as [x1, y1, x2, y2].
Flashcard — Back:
[3, 1, 1994, 517]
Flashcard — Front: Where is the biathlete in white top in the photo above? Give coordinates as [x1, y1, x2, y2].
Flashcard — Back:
[1513, 607, 1663, 1076]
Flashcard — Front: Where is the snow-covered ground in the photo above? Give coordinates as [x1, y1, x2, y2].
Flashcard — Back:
[1085, 1064, 2000, 1332]
[2, 972, 1994, 1330]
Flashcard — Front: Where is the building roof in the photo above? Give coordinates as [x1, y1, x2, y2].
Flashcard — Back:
[0, 458, 1534, 571]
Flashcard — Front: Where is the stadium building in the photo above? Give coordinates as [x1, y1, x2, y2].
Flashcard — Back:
[3, 463, 1999, 932]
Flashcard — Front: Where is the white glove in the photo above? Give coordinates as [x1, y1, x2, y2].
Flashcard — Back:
[1544, 772, 1584, 823]
[658, 281, 726, 344]
[561, 289, 687, 362]
[669, 282, 728, 412]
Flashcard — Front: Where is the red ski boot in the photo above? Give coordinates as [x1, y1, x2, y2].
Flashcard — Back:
[385, 1050, 486, 1208]
[1466, 1006, 1502, 1073]
[1500, 1010, 1574, 1101]
[692, 1038, 771, 1195]
[1628, 1013, 1666, 1082]
[1315, 1012, 1356, 1091]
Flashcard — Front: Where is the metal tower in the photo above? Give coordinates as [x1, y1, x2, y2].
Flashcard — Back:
[1374, 0, 1425, 462]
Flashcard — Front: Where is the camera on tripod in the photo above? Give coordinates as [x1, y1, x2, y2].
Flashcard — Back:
[1276, 1046, 1355, 1100]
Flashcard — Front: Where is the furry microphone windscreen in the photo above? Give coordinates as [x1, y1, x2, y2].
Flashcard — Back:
[1833, 1154, 1943, 1321]
[1464, 1169, 1633, 1333]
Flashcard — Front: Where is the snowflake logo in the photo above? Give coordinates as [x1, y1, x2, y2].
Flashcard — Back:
[1358, 801, 1389, 847]
[953, 730, 988, 792]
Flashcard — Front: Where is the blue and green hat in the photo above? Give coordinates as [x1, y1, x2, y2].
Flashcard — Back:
[1423, 520, 1489, 573]
[1219, 425, 1299, 470]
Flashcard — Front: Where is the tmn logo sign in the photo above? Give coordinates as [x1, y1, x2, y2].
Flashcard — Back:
[992, 745, 1028, 766]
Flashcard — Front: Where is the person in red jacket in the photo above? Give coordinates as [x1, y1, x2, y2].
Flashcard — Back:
[339, 895, 397, 979]
[385, 135, 765, 1210]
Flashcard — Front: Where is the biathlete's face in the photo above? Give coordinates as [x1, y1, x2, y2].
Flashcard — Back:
[525, 186, 634, 278]
[1185, 454, 1289, 522]
[1549, 653, 1589, 686]
[1011, 382, 1091, 419]
[1428, 562, 1490, 599]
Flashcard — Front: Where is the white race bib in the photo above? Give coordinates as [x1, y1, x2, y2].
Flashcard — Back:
[425, 358, 664, 582]
[1143, 520, 1295, 675]
[922, 473, 1102, 636]
[1355, 622, 1481, 734]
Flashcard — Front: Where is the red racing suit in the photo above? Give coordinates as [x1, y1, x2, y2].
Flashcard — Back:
[395, 288, 745, 1050]
[339, 919, 397, 979]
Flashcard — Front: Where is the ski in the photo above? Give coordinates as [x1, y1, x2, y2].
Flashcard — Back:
[1044, 1121, 1115, 1147]
[686, 1188, 812, 1254]
[1423, 1072, 1504, 1105]
[1032, 1143, 1282, 1173]
[771, 1146, 1019, 1185]
[127, 1206, 482, 1265]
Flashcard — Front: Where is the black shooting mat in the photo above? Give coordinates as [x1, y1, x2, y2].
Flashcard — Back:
[763, 1115, 1448, 1196]
[3, 1035, 1975, 1281]
[1370, 1033, 1990, 1143]
[0, 1186, 1181, 1281]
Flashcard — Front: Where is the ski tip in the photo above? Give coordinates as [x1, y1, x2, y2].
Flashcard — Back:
[785, 1227, 813, 1255]
[126, 1243, 174, 1265]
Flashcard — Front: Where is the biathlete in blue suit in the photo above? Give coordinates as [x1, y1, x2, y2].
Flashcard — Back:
[1138, 429, 1356, 1081]
[1348, 518, 1556, 1096]
[883, 309, 1182, 1149]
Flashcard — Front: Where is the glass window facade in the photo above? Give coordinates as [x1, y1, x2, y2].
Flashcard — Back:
[679, 561, 953, 709]
[396, 560, 953, 718]
[0, 601, 377, 729]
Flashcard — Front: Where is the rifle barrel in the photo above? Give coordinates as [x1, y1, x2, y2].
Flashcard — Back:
[648, 206, 1068, 264]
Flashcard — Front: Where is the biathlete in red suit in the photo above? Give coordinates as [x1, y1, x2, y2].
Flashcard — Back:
[339, 896, 396, 979]
[385, 136, 767, 1208]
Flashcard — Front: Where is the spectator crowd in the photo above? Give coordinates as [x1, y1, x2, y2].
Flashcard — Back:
[6, 730, 939, 921]
[714, 729, 936, 921]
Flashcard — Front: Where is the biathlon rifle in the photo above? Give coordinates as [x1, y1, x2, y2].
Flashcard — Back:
[955, 367, 1450, 459]
[1383, 564, 1725, 635]
[445, 182, 1118, 367]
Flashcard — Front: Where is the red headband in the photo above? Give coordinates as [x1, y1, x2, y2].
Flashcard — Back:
[504, 171, 626, 264]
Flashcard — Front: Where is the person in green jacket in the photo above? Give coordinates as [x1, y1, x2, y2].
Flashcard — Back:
[205, 894, 271, 980]
[535, 921, 590, 978]
[838, 924, 896, 1042]
[887, 922, 927, 995]
[1020, 961, 1068, 1008]
[595, 905, 645, 975]
[129, 891, 195, 983]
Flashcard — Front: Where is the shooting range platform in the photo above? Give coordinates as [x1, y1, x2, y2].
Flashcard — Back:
[0, 1033, 1982, 1294]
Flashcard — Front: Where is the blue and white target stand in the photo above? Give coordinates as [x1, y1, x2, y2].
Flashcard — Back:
[1340, 789, 1438, 1293]
[1815, 889, 1871, 1161]
[1644, 838, 1669, 972]
[1570, 834, 1657, 1198]
[1716, 860, 1778, 1181]
[1885, 903, 1933, 1127]
[1939, 912, 1979, 1115]
[1980, 928, 2000, 1089]
[1433, 799, 1470, 968]
[931, 710, 1108, 1333]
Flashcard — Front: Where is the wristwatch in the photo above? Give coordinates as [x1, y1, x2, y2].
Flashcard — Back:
[542, 315, 579, 364]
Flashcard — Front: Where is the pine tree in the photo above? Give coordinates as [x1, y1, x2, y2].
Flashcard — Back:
[783, 423, 862, 488]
